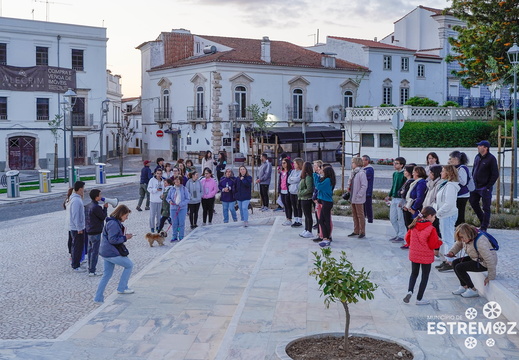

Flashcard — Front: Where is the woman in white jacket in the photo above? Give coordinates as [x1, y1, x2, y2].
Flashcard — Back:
[435, 165, 459, 272]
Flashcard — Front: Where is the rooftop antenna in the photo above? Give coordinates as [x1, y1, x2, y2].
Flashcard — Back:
[34, 0, 71, 21]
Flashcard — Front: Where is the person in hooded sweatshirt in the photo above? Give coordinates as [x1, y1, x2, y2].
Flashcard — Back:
[94, 205, 134, 303]
[219, 168, 238, 223]
[403, 206, 443, 305]
[166, 175, 191, 242]
[435, 165, 460, 272]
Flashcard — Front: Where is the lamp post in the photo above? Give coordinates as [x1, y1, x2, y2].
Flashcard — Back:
[62, 88, 77, 185]
[100, 98, 110, 163]
[507, 42, 519, 199]
[231, 101, 239, 169]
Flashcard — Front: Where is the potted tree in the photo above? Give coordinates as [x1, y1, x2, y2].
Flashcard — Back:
[278, 248, 422, 359]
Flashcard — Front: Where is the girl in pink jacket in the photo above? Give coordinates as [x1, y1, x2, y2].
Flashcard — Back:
[403, 206, 443, 305]
[200, 168, 218, 225]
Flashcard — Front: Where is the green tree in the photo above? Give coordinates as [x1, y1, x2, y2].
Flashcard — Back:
[310, 248, 378, 353]
[446, 0, 519, 88]
[246, 99, 274, 153]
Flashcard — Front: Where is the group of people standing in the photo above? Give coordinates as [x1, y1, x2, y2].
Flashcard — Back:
[386, 140, 499, 304]
[137, 151, 252, 240]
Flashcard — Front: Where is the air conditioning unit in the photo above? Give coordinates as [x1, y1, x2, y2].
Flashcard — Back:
[331, 109, 342, 122]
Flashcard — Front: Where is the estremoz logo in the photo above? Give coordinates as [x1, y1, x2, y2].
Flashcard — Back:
[427, 301, 517, 349]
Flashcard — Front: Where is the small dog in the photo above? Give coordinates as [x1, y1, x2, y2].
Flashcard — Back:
[145, 232, 166, 247]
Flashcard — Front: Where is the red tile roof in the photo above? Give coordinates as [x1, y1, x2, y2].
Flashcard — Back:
[418, 5, 444, 15]
[150, 34, 367, 72]
[329, 36, 415, 52]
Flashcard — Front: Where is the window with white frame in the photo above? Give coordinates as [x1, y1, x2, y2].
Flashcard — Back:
[292, 88, 304, 119]
[383, 55, 392, 70]
[361, 133, 374, 147]
[71, 49, 84, 71]
[36, 98, 49, 120]
[36, 46, 48, 66]
[400, 80, 410, 105]
[382, 79, 393, 105]
[379, 134, 393, 148]
[417, 64, 425, 78]
[234, 86, 247, 118]
[401, 57, 409, 71]
[196, 86, 204, 119]
[344, 90, 354, 108]
[162, 89, 170, 119]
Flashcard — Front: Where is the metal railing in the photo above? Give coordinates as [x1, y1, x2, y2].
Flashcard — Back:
[187, 106, 207, 121]
[228, 106, 254, 121]
[287, 107, 313, 122]
[154, 108, 173, 122]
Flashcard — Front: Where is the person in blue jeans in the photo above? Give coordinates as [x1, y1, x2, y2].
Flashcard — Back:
[219, 168, 238, 223]
[235, 165, 252, 227]
[85, 188, 108, 277]
[166, 175, 191, 241]
[94, 205, 134, 303]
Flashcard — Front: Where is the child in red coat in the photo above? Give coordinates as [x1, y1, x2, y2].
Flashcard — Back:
[403, 206, 443, 305]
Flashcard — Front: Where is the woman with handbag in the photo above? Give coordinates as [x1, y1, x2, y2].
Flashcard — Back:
[94, 204, 134, 303]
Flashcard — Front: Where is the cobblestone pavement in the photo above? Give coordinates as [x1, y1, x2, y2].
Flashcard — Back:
[0, 199, 278, 340]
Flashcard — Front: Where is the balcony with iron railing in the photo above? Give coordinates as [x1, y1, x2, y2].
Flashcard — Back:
[154, 108, 173, 123]
[287, 107, 313, 123]
[71, 113, 86, 126]
[187, 106, 207, 121]
[228, 105, 254, 122]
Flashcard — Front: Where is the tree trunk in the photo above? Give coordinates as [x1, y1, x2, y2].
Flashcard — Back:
[119, 140, 123, 176]
[54, 143, 58, 179]
[342, 301, 350, 354]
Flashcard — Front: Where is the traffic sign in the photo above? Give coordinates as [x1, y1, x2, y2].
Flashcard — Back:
[391, 111, 405, 130]
[156, 130, 164, 137]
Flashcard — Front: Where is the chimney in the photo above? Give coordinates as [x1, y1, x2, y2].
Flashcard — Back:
[261, 36, 271, 63]
[374, 37, 378, 42]
[320, 52, 336, 68]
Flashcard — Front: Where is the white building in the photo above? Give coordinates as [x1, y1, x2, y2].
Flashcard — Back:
[0, 17, 109, 171]
[137, 30, 368, 162]
[308, 36, 443, 106]
[120, 96, 142, 156]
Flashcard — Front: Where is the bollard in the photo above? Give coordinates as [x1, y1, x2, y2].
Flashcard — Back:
[67, 166, 81, 188]
[95, 163, 106, 184]
[38, 169, 51, 193]
[5, 170, 20, 198]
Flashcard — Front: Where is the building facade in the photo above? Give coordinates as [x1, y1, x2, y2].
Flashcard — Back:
[138, 30, 368, 162]
[0, 17, 109, 171]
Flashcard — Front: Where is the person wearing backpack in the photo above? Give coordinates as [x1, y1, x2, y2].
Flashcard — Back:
[449, 151, 473, 226]
[447, 223, 498, 298]
[469, 140, 499, 231]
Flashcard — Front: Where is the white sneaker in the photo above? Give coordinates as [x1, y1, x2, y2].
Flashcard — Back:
[452, 286, 467, 295]
[117, 289, 135, 294]
[88, 272, 103, 277]
[299, 230, 306, 237]
[416, 299, 430, 305]
[73, 267, 87, 273]
[282, 220, 292, 226]
[461, 288, 479, 298]
[302, 231, 314, 238]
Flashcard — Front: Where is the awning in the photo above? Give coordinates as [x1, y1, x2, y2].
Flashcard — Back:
[262, 126, 343, 144]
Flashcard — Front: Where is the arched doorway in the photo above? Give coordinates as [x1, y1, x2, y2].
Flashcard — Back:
[9, 136, 36, 170]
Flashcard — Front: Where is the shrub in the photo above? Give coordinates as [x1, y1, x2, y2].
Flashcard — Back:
[373, 202, 390, 220]
[442, 101, 461, 107]
[405, 96, 438, 107]
[400, 121, 496, 148]
[379, 103, 396, 107]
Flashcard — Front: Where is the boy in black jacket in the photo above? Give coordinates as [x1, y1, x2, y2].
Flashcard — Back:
[85, 189, 108, 276]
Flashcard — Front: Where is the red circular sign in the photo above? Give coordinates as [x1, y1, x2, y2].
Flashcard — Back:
[156, 130, 164, 137]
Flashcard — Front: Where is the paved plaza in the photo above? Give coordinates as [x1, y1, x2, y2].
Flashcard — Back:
[0, 173, 518, 359]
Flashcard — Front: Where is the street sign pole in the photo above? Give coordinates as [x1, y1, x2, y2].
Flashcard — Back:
[391, 111, 405, 158]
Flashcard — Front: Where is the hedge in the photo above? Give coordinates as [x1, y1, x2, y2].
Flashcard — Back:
[399, 121, 499, 148]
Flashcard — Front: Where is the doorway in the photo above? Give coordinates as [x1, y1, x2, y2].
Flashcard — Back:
[9, 136, 36, 169]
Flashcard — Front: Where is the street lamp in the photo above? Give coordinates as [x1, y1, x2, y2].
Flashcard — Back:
[62, 88, 77, 186]
[507, 42, 519, 198]
[100, 98, 110, 163]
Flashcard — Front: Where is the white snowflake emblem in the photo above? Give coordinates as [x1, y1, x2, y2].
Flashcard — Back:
[483, 301, 501, 319]
[465, 336, 477, 349]
[486, 338, 495, 347]
[465, 307, 478, 320]
[493, 322, 506, 335]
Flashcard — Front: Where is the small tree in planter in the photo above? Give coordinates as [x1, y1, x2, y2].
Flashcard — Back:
[310, 248, 378, 353]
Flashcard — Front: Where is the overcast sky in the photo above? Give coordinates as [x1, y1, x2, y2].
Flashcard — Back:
[3, 0, 448, 97]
